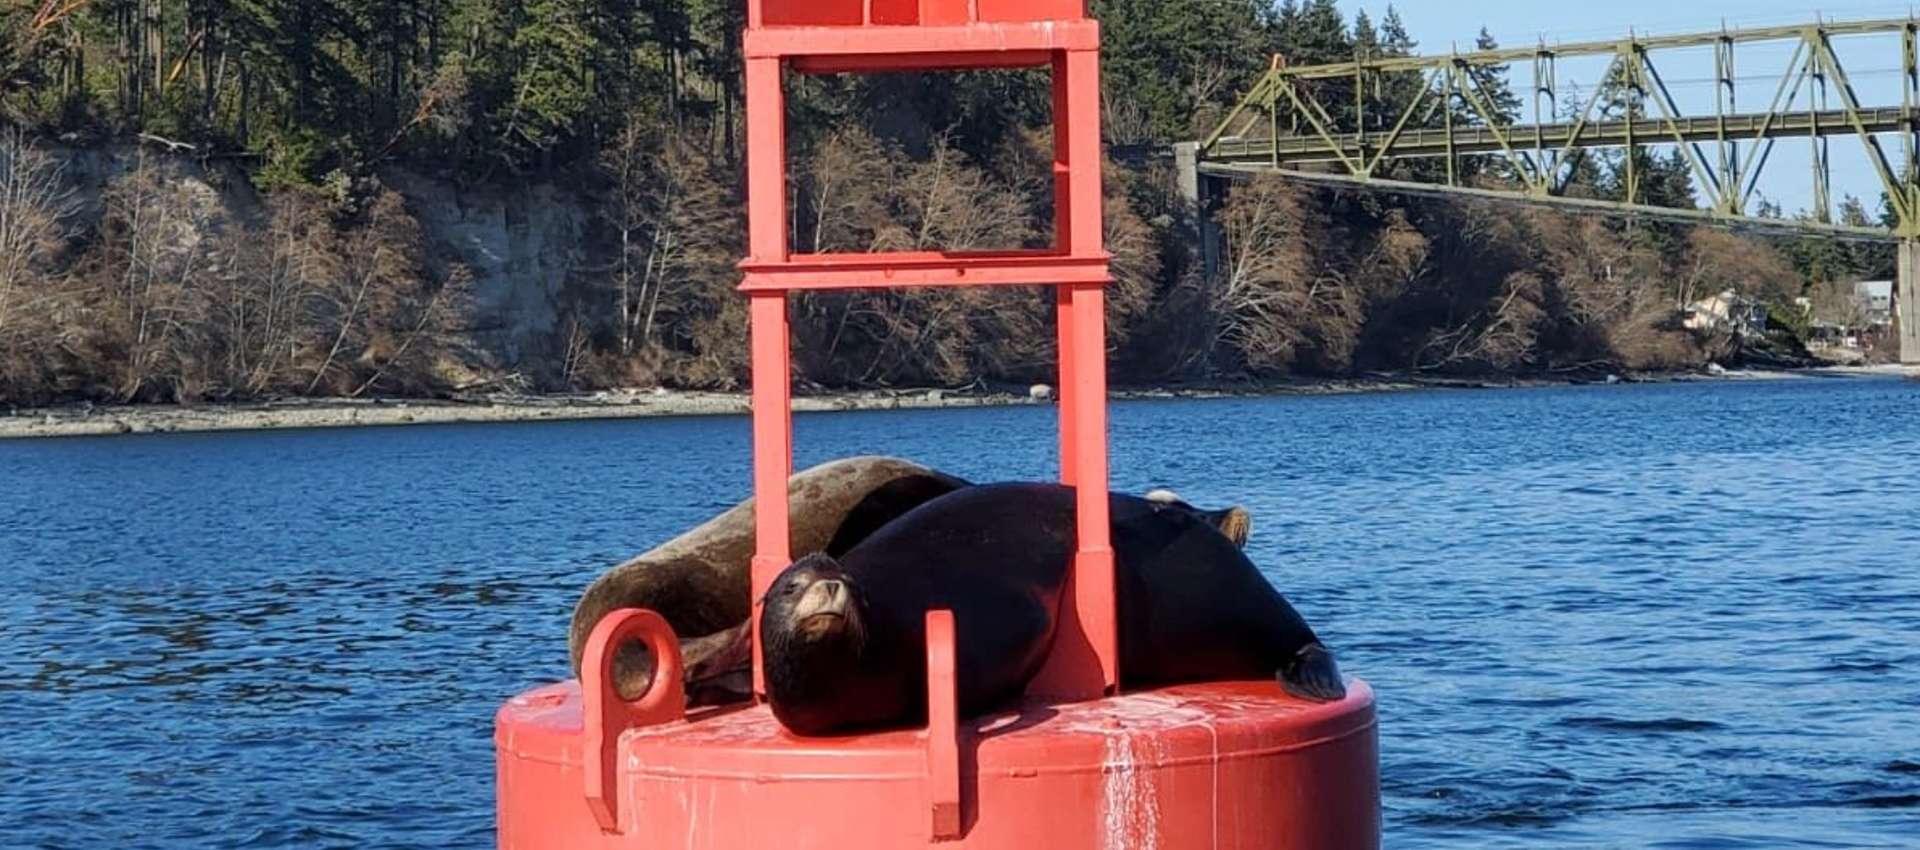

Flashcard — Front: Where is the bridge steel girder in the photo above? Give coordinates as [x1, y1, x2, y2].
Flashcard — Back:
[1206, 107, 1915, 168]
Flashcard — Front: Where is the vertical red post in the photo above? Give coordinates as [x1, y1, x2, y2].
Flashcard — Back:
[746, 54, 792, 698]
[1063, 44, 1116, 697]
[1053, 50, 1079, 489]
[1030, 43, 1117, 699]
[1056, 286, 1078, 488]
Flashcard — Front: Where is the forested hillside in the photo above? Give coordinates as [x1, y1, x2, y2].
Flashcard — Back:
[0, 0, 1897, 404]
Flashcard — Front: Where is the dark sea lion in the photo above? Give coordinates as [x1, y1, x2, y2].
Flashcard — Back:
[760, 483, 1342, 736]
[570, 456, 969, 701]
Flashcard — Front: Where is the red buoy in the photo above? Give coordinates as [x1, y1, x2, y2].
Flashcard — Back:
[495, 2, 1381, 846]
[498, 609, 1379, 848]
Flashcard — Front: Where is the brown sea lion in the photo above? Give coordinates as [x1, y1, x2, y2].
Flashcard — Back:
[760, 483, 1342, 736]
[569, 456, 969, 702]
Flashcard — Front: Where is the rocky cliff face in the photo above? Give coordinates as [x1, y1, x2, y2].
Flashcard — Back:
[47, 143, 597, 384]
[379, 169, 591, 373]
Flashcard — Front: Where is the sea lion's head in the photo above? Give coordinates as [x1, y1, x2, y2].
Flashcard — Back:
[763, 553, 868, 656]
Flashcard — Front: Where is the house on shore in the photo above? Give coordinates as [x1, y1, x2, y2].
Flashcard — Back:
[1855, 280, 1894, 326]
[1683, 290, 1770, 335]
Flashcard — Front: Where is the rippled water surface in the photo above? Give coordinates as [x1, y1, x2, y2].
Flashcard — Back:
[4, 377, 1919, 848]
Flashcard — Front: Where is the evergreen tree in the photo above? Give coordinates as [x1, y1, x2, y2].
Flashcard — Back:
[1466, 29, 1520, 124]
[1838, 195, 1896, 280]
[1457, 29, 1522, 181]
[1271, 0, 1353, 66]
[1381, 6, 1416, 56]
[503, 0, 600, 165]
[1353, 10, 1379, 57]
[1093, 0, 1266, 142]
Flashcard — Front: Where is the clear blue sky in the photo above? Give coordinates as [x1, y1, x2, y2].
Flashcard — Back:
[1333, 0, 1920, 216]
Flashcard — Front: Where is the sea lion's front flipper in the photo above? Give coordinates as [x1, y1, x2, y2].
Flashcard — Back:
[683, 622, 756, 706]
[1279, 642, 1346, 702]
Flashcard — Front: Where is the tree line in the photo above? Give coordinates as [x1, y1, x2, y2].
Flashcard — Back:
[0, 0, 1899, 404]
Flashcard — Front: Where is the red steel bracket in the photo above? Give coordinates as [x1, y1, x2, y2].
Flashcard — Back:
[925, 609, 962, 841]
[581, 608, 688, 834]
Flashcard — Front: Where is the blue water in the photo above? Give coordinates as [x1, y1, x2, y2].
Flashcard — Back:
[3, 377, 1919, 848]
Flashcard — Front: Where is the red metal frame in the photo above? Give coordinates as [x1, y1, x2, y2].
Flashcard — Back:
[740, 2, 1116, 704]
[496, 7, 1382, 845]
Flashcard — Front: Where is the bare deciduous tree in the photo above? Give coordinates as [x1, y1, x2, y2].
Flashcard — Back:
[1211, 175, 1365, 374]
[1415, 271, 1543, 372]
[95, 152, 216, 400]
[0, 129, 73, 346]
[213, 191, 336, 396]
[602, 113, 738, 364]
[1675, 228, 1801, 310]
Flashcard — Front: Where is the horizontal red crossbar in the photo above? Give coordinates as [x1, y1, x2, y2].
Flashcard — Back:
[739, 250, 1112, 292]
[792, 51, 1052, 74]
[745, 21, 1099, 62]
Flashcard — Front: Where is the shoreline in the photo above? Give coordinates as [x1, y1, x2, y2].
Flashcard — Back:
[3, 365, 1912, 441]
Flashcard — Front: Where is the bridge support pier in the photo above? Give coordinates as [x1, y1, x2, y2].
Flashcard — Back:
[1901, 240, 1920, 365]
[1175, 142, 1222, 282]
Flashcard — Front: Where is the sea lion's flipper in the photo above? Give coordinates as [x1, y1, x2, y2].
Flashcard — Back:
[1200, 506, 1252, 548]
[685, 622, 756, 705]
[1142, 490, 1253, 549]
[1279, 642, 1346, 702]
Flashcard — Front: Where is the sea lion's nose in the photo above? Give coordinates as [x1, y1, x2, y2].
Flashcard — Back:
[818, 579, 844, 602]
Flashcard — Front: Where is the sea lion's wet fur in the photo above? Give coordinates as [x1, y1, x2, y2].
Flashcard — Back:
[569, 457, 968, 701]
[762, 483, 1341, 735]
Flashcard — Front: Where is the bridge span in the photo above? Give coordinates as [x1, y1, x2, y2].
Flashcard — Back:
[1190, 15, 1920, 364]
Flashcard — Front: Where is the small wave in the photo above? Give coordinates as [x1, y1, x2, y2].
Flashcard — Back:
[1558, 716, 1724, 734]
[1403, 805, 1572, 828]
[1467, 695, 1586, 709]
[1850, 794, 1920, 809]
[1819, 659, 1897, 674]
[1885, 760, 1920, 775]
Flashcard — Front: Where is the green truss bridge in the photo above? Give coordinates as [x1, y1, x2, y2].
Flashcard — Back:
[1188, 15, 1920, 364]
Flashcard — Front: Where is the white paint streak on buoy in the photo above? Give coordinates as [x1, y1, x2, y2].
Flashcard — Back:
[1067, 692, 1231, 850]
[1206, 717, 1221, 850]
[1101, 729, 1164, 850]
[679, 781, 696, 850]
[1091, 697, 1208, 850]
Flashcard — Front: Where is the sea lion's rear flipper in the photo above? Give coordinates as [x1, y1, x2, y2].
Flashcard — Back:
[1141, 490, 1253, 549]
[1279, 642, 1346, 702]
[1201, 506, 1252, 548]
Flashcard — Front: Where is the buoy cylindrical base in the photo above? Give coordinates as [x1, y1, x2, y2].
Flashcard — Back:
[496, 680, 1378, 850]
